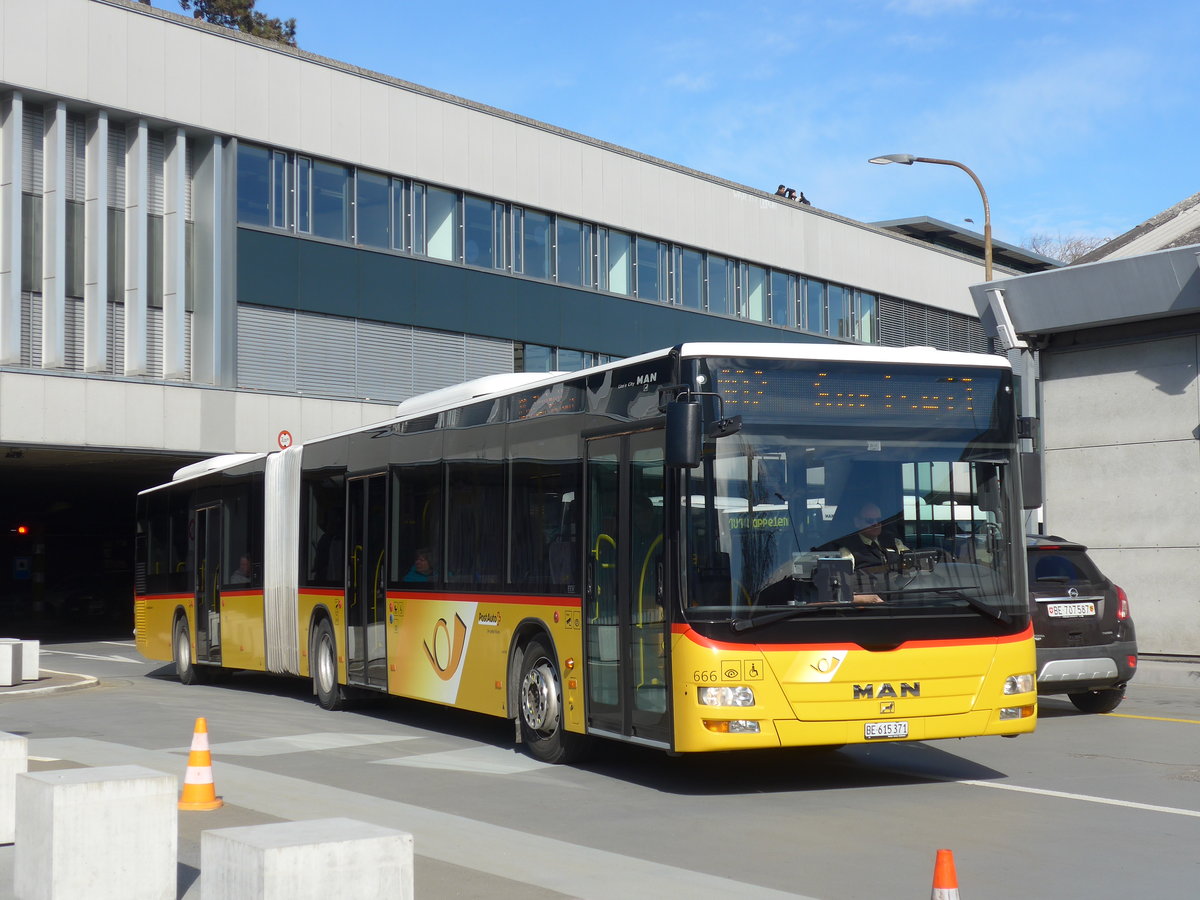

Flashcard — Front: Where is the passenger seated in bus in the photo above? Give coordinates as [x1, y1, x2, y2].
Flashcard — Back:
[230, 553, 253, 585]
[403, 548, 437, 583]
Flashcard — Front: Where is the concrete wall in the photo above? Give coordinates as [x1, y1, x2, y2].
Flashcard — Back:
[0, 370, 395, 456]
[0, 0, 990, 316]
[1041, 335, 1200, 655]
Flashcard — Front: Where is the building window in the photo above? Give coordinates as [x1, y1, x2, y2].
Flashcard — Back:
[556, 216, 592, 287]
[707, 254, 733, 316]
[424, 185, 458, 261]
[390, 178, 407, 251]
[740, 263, 766, 321]
[769, 270, 792, 327]
[599, 228, 631, 296]
[828, 284, 852, 339]
[676, 246, 704, 310]
[236, 143, 270, 227]
[857, 291, 877, 343]
[635, 237, 667, 302]
[296, 156, 312, 233]
[803, 277, 825, 334]
[464, 194, 506, 270]
[312, 160, 350, 242]
[515, 208, 551, 280]
[270, 150, 290, 229]
[355, 169, 390, 249]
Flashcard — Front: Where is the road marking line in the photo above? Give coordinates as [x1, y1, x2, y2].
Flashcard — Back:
[1104, 712, 1200, 725]
[33, 737, 813, 900]
[373, 745, 554, 774]
[167, 732, 419, 756]
[960, 780, 1200, 818]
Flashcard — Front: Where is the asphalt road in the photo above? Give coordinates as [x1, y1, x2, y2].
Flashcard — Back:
[2, 640, 1198, 899]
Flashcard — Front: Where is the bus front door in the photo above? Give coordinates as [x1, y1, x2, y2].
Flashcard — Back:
[585, 431, 670, 747]
[345, 474, 388, 690]
[193, 503, 221, 664]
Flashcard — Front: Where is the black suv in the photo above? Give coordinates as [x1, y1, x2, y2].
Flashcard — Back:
[1026, 535, 1137, 712]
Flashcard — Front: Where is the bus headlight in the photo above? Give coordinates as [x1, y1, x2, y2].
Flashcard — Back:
[698, 686, 755, 707]
[1004, 674, 1035, 695]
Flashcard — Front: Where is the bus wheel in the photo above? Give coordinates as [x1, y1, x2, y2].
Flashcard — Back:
[173, 616, 199, 685]
[312, 619, 345, 711]
[518, 637, 589, 764]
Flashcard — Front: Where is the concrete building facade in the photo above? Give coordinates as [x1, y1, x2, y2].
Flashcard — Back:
[2, 0, 1015, 628]
[973, 244, 1200, 657]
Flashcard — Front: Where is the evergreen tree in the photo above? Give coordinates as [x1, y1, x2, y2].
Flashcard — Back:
[177, 0, 297, 47]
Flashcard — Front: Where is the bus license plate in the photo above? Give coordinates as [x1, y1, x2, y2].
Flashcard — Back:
[1047, 602, 1095, 618]
[865, 721, 908, 740]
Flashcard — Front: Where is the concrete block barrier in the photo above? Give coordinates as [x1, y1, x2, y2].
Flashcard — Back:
[201, 817, 414, 900]
[0, 732, 28, 844]
[14, 764, 177, 900]
[0, 641, 23, 687]
[20, 640, 39, 681]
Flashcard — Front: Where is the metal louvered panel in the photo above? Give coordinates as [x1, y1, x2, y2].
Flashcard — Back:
[184, 309, 193, 380]
[146, 306, 163, 378]
[464, 334, 514, 381]
[107, 127, 126, 207]
[66, 115, 86, 202]
[877, 297, 906, 347]
[237, 304, 297, 392]
[21, 293, 39, 367]
[412, 328, 466, 395]
[108, 301, 124, 374]
[109, 301, 125, 375]
[356, 319, 413, 403]
[185, 139, 194, 221]
[147, 131, 164, 215]
[22, 104, 42, 192]
[297, 313, 355, 397]
[64, 296, 83, 370]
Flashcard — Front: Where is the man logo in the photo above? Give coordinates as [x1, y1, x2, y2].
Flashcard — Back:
[424, 613, 468, 681]
[880, 701, 895, 714]
[853, 682, 920, 699]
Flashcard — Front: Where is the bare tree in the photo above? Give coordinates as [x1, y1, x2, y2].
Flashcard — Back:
[1021, 233, 1111, 264]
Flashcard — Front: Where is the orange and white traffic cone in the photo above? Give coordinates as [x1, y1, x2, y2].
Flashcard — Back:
[178, 717, 223, 811]
[931, 848, 961, 900]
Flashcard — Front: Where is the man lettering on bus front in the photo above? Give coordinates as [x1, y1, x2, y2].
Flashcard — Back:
[837, 502, 908, 603]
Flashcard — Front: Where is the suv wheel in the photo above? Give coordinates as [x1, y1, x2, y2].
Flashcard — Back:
[1067, 687, 1125, 714]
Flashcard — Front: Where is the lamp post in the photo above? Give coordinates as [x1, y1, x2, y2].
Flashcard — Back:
[869, 153, 993, 282]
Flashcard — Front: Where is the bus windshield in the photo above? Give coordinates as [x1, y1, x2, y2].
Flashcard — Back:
[681, 430, 1021, 628]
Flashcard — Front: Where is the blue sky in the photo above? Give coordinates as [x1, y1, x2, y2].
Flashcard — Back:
[227, 0, 1199, 249]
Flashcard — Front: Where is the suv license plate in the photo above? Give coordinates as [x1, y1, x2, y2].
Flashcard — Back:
[1047, 602, 1095, 618]
[865, 721, 908, 740]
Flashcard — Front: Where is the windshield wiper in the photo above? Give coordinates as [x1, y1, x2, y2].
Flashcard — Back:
[878, 587, 1013, 625]
[730, 605, 827, 633]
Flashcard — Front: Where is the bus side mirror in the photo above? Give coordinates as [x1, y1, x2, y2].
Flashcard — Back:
[665, 400, 701, 469]
[1020, 451, 1043, 510]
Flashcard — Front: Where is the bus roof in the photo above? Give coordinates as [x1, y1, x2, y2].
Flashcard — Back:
[675, 342, 1011, 369]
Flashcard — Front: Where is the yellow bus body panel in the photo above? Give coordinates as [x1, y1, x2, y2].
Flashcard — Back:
[384, 593, 585, 731]
[217, 590, 266, 671]
[670, 625, 1037, 753]
[135, 594, 187, 662]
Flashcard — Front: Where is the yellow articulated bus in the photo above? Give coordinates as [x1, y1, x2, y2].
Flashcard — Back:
[135, 342, 1036, 763]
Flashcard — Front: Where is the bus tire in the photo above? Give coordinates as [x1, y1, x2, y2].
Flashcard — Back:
[518, 637, 589, 764]
[173, 615, 200, 685]
[1067, 687, 1125, 714]
[312, 619, 346, 711]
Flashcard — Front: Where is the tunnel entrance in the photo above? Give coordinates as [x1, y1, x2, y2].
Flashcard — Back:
[0, 446, 205, 640]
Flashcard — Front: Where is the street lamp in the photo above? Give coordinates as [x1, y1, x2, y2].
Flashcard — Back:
[869, 153, 993, 281]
